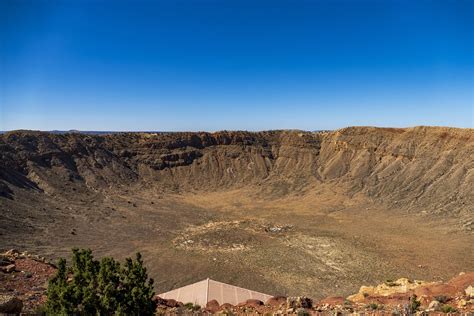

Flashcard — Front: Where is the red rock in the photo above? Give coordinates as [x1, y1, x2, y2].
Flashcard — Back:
[163, 298, 180, 308]
[318, 296, 346, 306]
[154, 296, 167, 306]
[206, 299, 220, 313]
[447, 272, 474, 292]
[266, 295, 287, 307]
[414, 283, 457, 298]
[365, 294, 411, 306]
[244, 299, 264, 307]
[219, 303, 233, 311]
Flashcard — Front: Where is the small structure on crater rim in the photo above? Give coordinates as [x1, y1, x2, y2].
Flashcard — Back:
[158, 278, 273, 306]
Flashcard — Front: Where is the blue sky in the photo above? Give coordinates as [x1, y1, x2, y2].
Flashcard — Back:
[1, 0, 473, 131]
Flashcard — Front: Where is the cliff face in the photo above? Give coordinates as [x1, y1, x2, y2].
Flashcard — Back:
[1, 127, 473, 221]
[1, 127, 472, 218]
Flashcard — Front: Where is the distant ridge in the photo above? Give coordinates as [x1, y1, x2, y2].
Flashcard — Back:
[0, 130, 167, 135]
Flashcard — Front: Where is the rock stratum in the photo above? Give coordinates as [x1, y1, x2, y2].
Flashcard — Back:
[0, 126, 473, 299]
[1, 126, 473, 219]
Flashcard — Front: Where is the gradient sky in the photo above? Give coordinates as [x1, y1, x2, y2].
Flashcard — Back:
[1, 0, 473, 131]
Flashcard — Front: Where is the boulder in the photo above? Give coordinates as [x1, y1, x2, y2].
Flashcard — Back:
[244, 299, 263, 307]
[1, 264, 16, 273]
[219, 303, 233, 311]
[206, 299, 220, 313]
[0, 295, 23, 314]
[466, 285, 474, 298]
[163, 298, 180, 308]
[154, 296, 167, 306]
[428, 300, 440, 311]
[266, 295, 287, 307]
[457, 299, 468, 308]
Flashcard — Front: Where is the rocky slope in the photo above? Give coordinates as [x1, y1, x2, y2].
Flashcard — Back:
[1, 126, 473, 224]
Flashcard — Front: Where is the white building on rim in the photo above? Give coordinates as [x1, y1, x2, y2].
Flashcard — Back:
[158, 278, 273, 306]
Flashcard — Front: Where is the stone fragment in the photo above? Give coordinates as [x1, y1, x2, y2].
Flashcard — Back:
[1, 264, 16, 273]
[428, 300, 440, 311]
[206, 299, 220, 313]
[465, 285, 474, 298]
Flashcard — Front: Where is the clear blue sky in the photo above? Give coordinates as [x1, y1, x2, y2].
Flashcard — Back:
[1, 0, 473, 131]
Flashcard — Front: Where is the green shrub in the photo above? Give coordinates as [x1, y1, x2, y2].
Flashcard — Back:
[367, 303, 379, 310]
[409, 294, 421, 313]
[184, 302, 201, 311]
[46, 248, 156, 315]
[296, 309, 310, 316]
[440, 305, 457, 313]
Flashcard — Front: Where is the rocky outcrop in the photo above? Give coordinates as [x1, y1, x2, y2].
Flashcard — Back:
[347, 277, 430, 302]
[346, 272, 474, 313]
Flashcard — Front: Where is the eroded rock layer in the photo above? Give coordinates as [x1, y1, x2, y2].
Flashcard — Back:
[1, 127, 472, 221]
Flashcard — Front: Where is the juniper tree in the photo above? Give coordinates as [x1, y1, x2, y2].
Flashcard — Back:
[119, 253, 155, 315]
[45, 248, 156, 315]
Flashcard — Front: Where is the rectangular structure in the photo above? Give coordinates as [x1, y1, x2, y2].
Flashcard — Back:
[158, 278, 273, 306]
